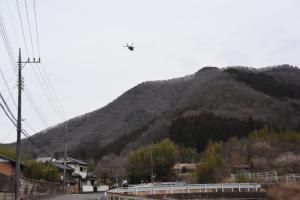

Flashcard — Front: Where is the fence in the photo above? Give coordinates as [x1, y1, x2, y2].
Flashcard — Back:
[20, 177, 64, 199]
[108, 183, 261, 196]
[0, 174, 14, 192]
[232, 170, 300, 184]
[285, 174, 300, 184]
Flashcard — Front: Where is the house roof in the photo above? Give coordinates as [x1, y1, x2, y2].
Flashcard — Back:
[0, 155, 26, 168]
[36, 156, 55, 163]
[51, 162, 74, 171]
[66, 157, 87, 165]
[55, 156, 87, 165]
[173, 162, 199, 170]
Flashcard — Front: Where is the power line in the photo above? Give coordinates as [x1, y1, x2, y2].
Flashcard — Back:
[41, 63, 68, 118]
[32, 0, 40, 57]
[30, 0, 68, 119]
[0, 127, 15, 143]
[0, 97, 51, 156]
[5, 1, 66, 122]
[0, 101, 16, 126]
[0, 66, 17, 108]
[15, 0, 29, 55]
[0, 11, 17, 73]
[24, 0, 35, 57]
[14, 0, 67, 120]
[0, 12, 17, 109]
[0, 2, 62, 175]
[1, 11, 50, 127]
[24, 89, 49, 127]
[21, 129, 52, 156]
[37, 63, 67, 119]
[0, 92, 16, 121]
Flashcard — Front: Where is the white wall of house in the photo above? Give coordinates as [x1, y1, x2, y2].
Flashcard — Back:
[68, 163, 87, 178]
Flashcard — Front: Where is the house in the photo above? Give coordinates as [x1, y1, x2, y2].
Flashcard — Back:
[51, 162, 74, 182]
[36, 156, 87, 179]
[55, 157, 87, 179]
[0, 155, 26, 177]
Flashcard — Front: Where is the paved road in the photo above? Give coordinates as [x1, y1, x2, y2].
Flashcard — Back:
[43, 193, 105, 200]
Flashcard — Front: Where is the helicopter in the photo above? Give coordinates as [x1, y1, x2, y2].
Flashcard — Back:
[124, 43, 135, 51]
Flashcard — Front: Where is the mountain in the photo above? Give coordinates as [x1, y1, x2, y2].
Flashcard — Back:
[18, 65, 300, 159]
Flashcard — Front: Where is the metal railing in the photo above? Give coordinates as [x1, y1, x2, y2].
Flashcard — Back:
[108, 183, 261, 195]
[285, 174, 300, 183]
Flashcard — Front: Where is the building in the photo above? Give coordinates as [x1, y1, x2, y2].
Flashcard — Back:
[173, 162, 199, 173]
[55, 157, 87, 179]
[35, 156, 92, 193]
[0, 155, 26, 177]
[36, 156, 55, 163]
[51, 162, 74, 181]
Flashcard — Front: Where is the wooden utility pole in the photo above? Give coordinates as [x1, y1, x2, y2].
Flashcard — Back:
[150, 144, 154, 183]
[63, 122, 68, 190]
[15, 48, 40, 200]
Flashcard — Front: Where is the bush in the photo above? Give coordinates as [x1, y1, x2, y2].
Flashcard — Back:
[274, 152, 300, 173]
[235, 170, 250, 183]
[126, 139, 179, 183]
[196, 141, 227, 183]
[25, 161, 60, 182]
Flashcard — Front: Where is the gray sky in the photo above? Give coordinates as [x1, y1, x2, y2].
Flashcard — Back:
[0, 0, 300, 143]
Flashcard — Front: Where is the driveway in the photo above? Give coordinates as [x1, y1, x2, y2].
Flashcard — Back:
[44, 193, 105, 200]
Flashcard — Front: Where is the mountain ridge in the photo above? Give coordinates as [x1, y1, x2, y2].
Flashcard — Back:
[12, 65, 300, 159]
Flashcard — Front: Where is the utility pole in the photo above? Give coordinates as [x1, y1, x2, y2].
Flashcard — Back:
[150, 144, 154, 183]
[15, 48, 40, 200]
[63, 122, 68, 191]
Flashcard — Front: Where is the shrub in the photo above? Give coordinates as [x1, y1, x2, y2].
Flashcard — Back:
[236, 170, 250, 183]
[196, 141, 227, 183]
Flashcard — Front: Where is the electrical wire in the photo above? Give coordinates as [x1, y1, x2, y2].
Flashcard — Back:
[0, 101, 16, 126]
[32, 0, 40, 58]
[24, 0, 35, 57]
[15, 0, 29, 56]
[0, 127, 15, 143]
[0, 0, 65, 156]
[0, 11, 17, 74]
[0, 66, 17, 108]
[24, 89, 49, 127]
[21, 129, 52, 156]
[0, 92, 16, 121]
[3, 3, 65, 123]
[40, 63, 68, 118]
[14, 0, 67, 120]
[31, 0, 68, 119]
[0, 95, 51, 156]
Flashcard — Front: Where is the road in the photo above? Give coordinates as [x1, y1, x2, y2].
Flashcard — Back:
[43, 193, 105, 200]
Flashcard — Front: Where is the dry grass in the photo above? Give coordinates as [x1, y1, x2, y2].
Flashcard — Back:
[267, 183, 300, 200]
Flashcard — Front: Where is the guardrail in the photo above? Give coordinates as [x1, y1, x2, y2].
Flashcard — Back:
[286, 174, 300, 183]
[108, 183, 261, 196]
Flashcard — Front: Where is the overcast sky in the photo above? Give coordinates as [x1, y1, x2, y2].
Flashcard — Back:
[0, 0, 300, 143]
